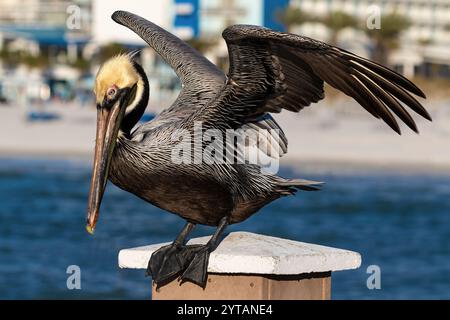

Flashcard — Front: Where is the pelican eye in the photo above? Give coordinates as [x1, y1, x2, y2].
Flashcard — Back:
[107, 87, 117, 99]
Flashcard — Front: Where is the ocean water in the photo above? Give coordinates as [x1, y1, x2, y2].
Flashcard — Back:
[0, 157, 449, 299]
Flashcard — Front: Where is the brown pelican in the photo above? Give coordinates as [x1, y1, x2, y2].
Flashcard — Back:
[86, 11, 430, 288]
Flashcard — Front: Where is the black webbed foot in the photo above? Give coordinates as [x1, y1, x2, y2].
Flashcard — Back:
[179, 245, 211, 288]
[147, 244, 181, 284]
[147, 243, 203, 287]
[148, 217, 229, 289]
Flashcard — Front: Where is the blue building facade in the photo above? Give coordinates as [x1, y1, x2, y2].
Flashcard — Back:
[173, 0, 200, 38]
[263, 0, 290, 32]
[173, 0, 290, 39]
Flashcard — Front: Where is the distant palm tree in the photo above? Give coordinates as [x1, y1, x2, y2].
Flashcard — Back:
[0, 48, 49, 68]
[98, 43, 128, 63]
[276, 7, 312, 33]
[365, 13, 411, 65]
[277, 8, 358, 45]
[320, 11, 359, 45]
[277, 7, 410, 66]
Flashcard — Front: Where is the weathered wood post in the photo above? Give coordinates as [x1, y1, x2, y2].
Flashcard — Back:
[119, 232, 361, 300]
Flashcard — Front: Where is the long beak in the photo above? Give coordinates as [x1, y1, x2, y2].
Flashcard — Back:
[86, 99, 125, 235]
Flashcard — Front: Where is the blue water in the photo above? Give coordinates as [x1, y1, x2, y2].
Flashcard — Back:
[0, 158, 449, 299]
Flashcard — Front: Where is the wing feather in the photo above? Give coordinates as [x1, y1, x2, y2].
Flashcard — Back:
[192, 25, 430, 136]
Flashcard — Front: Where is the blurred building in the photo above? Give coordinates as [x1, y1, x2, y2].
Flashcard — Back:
[290, 0, 450, 78]
[173, 0, 200, 39]
[1, 0, 450, 106]
[0, 0, 93, 104]
[0, 0, 91, 62]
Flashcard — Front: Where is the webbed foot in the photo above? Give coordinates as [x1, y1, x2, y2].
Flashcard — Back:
[147, 243, 203, 287]
[179, 246, 210, 288]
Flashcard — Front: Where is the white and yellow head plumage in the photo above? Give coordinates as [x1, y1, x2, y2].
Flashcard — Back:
[94, 54, 141, 105]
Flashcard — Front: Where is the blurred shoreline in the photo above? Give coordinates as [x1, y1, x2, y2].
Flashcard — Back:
[1, 98, 450, 174]
[2, 154, 449, 177]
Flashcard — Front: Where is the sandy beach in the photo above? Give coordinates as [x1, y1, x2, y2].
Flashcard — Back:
[1, 98, 449, 172]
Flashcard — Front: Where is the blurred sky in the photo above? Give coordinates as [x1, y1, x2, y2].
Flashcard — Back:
[92, 0, 173, 45]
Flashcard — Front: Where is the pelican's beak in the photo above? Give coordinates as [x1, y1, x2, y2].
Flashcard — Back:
[86, 88, 132, 234]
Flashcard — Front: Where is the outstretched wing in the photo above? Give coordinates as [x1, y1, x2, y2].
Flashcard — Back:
[112, 10, 225, 128]
[193, 25, 430, 136]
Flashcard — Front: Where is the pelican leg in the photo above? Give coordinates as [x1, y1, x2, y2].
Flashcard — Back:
[147, 221, 201, 287]
[180, 216, 229, 288]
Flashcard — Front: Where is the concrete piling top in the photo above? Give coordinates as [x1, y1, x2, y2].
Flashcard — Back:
[118, 231, 361, 275]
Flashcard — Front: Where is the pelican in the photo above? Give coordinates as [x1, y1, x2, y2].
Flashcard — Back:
[87, 11, 430, 288]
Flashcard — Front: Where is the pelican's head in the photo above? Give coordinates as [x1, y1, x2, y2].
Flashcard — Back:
[86, 54, 149, 234]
